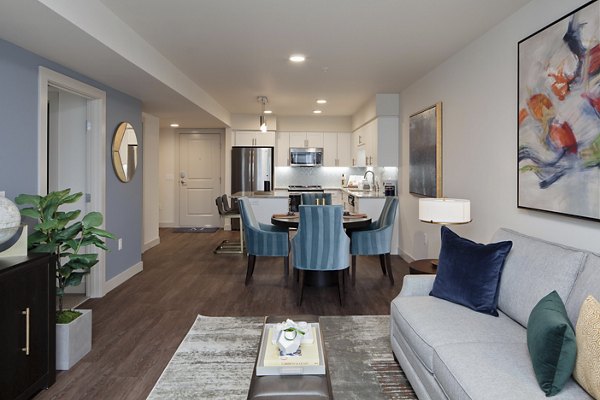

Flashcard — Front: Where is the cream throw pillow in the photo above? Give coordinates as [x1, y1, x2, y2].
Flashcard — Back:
[574, 295, 600, 399]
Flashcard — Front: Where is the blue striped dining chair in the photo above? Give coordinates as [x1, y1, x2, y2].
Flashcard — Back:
[301, 192, 333, 205]
[291, 205, 350, 306]
[238, 198, 289, 286]
[350, 196, 399, 286]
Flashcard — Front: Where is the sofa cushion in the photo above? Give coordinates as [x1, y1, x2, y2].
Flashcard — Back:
[390, 295, 526, 373]
[565, 253, 600, 326]
[491, 228, 587, 327]
[527, 291, 577, 396]
[433, 342, 591, 400]
[430, 226, 512, 316]
[573, 295, 600, 399]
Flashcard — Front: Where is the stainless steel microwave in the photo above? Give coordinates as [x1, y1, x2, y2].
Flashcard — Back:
[289, 147, 323, 167]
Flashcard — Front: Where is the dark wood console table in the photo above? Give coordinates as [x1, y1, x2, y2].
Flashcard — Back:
[0, 254, 55, 400]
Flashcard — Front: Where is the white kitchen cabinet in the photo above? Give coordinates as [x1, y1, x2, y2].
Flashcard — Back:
[276, 131, 290, 166]
[323, 132, 352, 167]
[235, 131, 275, 147]
[289, 132, 323, 148]
[247, 197, 288, 225]
[351, 117, 398, 166]
[337, 132, 352, 166]
[323, 134, 337, 166]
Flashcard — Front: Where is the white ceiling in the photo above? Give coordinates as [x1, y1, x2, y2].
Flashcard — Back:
[0, 0, 533, 127]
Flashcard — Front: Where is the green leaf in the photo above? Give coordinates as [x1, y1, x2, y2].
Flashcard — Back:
[15, 194, 41, 206]
[20, 207, 40, 219]
[65, 272, 85, 287]
[88, 227, 116, 239]
[55, 222, 82, 241]
[30, 243, 58, 254]
[68, 253, 98, 264]
[38, 219, 59, 232]
[82, 212, 103, 228]
[63, 192, 83, 204]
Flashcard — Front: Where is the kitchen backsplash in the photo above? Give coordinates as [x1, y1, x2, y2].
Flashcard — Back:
[275, 166, 398, 188]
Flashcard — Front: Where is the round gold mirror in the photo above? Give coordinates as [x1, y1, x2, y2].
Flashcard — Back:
[112, 122, 138, 182]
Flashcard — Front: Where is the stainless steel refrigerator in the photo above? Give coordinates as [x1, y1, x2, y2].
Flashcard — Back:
[231, 146, 274, 193]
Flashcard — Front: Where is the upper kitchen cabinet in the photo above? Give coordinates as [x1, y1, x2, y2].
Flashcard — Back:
[289, 132, 323, 148]
[323, 132, 352, 167]
[352, 117, 398, 166]
[235, 130, 275, 147]
[276, 131, 290, 166]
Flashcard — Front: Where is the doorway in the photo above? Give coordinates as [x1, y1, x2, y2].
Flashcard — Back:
[38, 67, 107, 298]
[179, 133, 221, 227]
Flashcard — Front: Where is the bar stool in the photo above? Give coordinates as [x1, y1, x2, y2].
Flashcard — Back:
[214, 195, 245, 254]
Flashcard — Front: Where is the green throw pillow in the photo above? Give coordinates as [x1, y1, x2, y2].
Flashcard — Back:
[527, 291, 577, 397]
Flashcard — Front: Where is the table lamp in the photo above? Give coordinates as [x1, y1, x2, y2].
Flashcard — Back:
[418, 198, 471, 267]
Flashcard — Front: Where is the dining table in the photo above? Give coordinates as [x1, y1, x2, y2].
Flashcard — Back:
[271, 212, 372, 230]
[271, 211, 372, 287]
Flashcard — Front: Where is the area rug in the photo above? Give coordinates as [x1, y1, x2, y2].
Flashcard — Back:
[172, 227, 219, 233]
[147, 315, 416, 399]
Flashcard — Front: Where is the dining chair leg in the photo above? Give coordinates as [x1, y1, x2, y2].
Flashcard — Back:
[337, 270, 345, 306]
[352, 255, 357, 287]
[379, 254, 387, 276]
[385, 253, 394, 285]
[297, 270, 305, 306]
[283, 256, 289, 287]
[293, 267, 299, 285]
[245, 254, 256, 285]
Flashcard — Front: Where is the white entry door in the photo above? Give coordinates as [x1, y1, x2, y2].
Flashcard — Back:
[179, 134, 221, 227]
[48, 87, 88, 294]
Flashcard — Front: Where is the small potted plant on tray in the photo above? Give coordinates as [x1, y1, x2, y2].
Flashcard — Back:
[16, 189, 115, 370]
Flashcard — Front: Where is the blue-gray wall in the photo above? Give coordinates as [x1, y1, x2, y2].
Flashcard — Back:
[0, 38, 143, 281]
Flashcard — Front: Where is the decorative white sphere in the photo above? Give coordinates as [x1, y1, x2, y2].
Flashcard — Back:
[0, 196, 21, 245]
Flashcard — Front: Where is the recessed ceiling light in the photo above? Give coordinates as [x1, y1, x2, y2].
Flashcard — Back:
[170, 123, 180, 127]
[316, 99, 327, 104]
[289, 54, 306, 63]
[313, 110, 322, 114]
[263, 110, 273, 114]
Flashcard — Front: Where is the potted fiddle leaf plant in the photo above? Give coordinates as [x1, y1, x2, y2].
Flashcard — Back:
[15, 188, 115, 369]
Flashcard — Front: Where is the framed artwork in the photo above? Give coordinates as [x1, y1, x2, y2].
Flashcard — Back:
[409, 102, 442, 198]
[518, 0, 600, 221]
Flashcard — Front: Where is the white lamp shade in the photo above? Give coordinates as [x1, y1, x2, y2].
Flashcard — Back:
[419, 198, 471, 224]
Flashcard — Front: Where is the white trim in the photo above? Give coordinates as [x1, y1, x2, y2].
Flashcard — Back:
[104, 261, 143, 294]
[38, 66, 107, 298]
[142, 237, 160, 253]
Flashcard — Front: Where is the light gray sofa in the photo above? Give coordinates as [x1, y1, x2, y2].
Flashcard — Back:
[391, 228, 600, 400]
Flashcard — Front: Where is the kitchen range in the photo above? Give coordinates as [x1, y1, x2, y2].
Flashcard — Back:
[288, 185, 323, 212]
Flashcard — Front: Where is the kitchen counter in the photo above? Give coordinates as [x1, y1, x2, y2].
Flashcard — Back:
[341, 187, 386, 198]
[232, 190, 289, 198]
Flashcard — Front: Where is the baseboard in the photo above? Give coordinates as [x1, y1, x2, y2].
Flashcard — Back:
[143, 237, 160, 252]
[398, 250, 414, 263]
[104, 261, 143, 294]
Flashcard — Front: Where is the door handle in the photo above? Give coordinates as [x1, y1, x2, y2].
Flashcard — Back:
[180, 179, 187, 186]
[22, 308, 30, 355]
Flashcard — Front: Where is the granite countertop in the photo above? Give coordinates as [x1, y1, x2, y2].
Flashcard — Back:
[232, 190, 289, 198]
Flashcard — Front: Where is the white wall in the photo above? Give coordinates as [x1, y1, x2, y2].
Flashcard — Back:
[142, 112, 160, 251]
[159, 127, 177, 226]
[398, 0, 600, 260]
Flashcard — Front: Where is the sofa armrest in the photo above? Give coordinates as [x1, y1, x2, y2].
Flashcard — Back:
[399, 275, 436, 297]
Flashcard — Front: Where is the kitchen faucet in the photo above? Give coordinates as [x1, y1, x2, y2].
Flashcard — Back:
[363, 170, 375, 191]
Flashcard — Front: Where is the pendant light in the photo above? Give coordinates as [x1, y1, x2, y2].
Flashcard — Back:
[257, 96, 268, 132]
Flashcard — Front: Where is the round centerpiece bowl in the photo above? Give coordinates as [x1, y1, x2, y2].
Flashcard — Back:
[0, 196, 21, 245]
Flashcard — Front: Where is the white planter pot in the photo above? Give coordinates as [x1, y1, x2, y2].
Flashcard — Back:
[56, 309, 92, 370]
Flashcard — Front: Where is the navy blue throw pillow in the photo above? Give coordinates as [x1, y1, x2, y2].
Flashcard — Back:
[430, 226, 513, 316]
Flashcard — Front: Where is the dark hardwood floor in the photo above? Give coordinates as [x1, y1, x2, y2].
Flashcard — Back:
[35, 228, 410, 400]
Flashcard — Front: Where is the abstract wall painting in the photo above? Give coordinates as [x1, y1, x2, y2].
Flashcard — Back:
[409, 102, 442, 198]
[518, 0, 600, 221]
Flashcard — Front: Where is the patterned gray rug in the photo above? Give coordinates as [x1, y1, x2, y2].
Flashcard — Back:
[147, 315, 416, 399]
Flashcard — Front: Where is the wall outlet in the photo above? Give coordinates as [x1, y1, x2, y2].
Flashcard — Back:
[118, 238, 123, 251]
